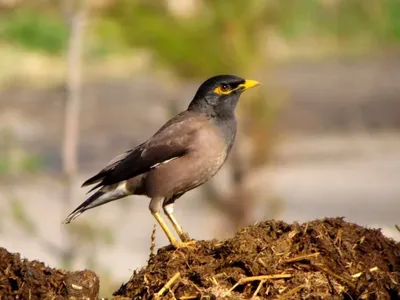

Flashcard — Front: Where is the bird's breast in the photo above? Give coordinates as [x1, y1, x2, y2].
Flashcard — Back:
[144, 124, 230, 198]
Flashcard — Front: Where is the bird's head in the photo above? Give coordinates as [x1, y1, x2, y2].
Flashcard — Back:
[188, 75, 260, 117]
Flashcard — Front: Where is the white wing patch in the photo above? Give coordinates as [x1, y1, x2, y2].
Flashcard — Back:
[115, 181, 129, 195]
[151, 157, 179, 169]
[95, 181, 129, 205]
[78, 181, 131, 212]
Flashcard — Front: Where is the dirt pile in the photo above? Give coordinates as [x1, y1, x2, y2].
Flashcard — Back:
[0, 247, 99, 299]
[114, 218, 400, 299]
[0, 218, 399, 299]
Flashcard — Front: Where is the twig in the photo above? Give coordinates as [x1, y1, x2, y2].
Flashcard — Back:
[351, 266, 379, 278]
[303, 222, 309, 234]
[169, 288, 177, 300]
[395, 224, 400, 233]
[281, 253, 320, 263]
[315, 265, 355, 289]
[265, 285, 271, 295]
[224, 273, 292, 296]
[257, 258, 268, 269]
[155, 272, 181, 298]
[61, 0, 86, 269]
[149, 224, 156, 259]
[278, 285, 305, 299]
[252, 280, 265, 298]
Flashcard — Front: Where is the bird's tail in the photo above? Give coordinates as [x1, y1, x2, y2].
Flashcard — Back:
[62, 181, 129, 224]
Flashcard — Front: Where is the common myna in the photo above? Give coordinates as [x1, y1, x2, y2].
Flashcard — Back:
[63, 75, 260, 248]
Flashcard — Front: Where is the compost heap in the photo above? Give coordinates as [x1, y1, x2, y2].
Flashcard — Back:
[0, 248, 99, 299]
[1, 218, 399, 299]
[114, 218, 400, 299]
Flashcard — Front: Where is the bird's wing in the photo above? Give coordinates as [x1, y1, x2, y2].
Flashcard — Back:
[81, 146, 139, 188]
[82, 112, 205, 189]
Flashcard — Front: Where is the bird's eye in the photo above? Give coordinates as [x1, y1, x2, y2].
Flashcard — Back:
[213, 83, 231, 95]
[220, 84, 229, 92]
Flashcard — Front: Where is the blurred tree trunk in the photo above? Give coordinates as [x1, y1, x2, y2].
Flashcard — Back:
[62, 0, 86, 268]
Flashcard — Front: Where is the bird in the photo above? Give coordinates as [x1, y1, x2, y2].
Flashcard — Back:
[62, 74, 260, 248]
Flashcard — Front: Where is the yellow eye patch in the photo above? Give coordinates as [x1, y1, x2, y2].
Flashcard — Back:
[213, 84, 232, 95]
[212, 80, 259, 96]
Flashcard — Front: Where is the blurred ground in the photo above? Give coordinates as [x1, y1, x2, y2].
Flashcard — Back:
[0, 56, 400, 286]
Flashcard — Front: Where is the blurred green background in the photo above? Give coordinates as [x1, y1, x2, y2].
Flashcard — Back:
[1, 0, 400, 83]
[0, 0, 400, 297]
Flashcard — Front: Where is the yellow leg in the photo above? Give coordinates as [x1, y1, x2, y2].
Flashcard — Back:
[152, 212, 180, 248]
[165, 212, 191, 242]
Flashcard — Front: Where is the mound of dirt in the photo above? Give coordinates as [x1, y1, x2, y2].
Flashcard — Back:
[0, 218, 399, 299]
[0, 247, 99, 299]
[114, 218, 400, 299]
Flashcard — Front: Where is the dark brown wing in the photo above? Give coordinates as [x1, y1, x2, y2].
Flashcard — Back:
[81, 145, 141, 187]
[82, 111, 207, 189]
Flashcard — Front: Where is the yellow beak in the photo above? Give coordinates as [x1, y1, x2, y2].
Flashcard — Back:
[239, 79, 260, 91]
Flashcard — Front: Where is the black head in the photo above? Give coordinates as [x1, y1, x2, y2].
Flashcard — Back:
[188, 75, 260, 118]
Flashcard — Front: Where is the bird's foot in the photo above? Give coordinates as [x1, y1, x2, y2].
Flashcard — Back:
[178, 232, 192, 242]
[171, 240, 197, 249]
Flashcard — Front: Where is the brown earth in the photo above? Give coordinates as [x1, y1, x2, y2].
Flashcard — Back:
[1, 218, 400, 299]
[114, 218, 400, 299]
[0, 247, 99, 299]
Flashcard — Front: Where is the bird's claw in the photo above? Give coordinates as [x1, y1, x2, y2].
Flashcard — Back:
[179, 232, 192, 242]
[171, 240, 197, 249]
